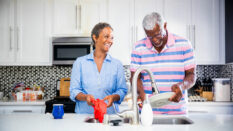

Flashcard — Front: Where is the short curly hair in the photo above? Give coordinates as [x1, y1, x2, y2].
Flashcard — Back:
[91, 22, 113, 45]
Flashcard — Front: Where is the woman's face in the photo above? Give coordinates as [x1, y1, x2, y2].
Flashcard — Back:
[93, 27, 113, 52]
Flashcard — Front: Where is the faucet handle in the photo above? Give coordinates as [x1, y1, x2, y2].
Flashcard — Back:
[152, 83, 159, 94]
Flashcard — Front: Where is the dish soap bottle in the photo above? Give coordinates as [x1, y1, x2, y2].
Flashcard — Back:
[141, 94, 153, 126]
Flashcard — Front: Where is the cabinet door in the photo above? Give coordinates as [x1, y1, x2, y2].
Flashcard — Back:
[108, 0, 133, 65]
[53, 0, 79, 35]
[16, 0, 50, 65]
[164, 0, 191, 39]
[191, 0, 223, 64]
[134, 0, 163, 42]
[0, 0, 15, 64]
[0, 105, 45, 114]
[80, 0, 107, 36]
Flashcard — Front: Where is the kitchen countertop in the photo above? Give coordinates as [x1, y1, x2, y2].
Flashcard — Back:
[188, 102, 233, 106]
[0, 113, 232, 131]
[1, 100, 232, 106]
[0, 100, 45, 106]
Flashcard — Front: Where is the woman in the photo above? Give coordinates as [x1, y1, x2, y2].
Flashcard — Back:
[69, 22, 128, 114]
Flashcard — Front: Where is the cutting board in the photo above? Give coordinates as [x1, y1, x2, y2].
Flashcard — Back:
[60, 78, 70, 96]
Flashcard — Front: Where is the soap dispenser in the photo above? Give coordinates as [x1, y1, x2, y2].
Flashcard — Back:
[140, 94, 153, 126]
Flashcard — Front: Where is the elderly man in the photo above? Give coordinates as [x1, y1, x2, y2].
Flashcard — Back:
[130, 12, 196, 114]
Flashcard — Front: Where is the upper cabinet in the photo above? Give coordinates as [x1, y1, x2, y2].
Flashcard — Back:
[0, 0, 15, 64]
[107, 0, 164, 65]
[134, 0, 164, 42]
[164, 0, 224, 64]
[52, 0, 107, 36]
[0, 0, 51, 65]
[107, 0, 134, 65]
[0, 0, 224, 65]
[52, 0, 79, 35]
[191, 0, 223, 64]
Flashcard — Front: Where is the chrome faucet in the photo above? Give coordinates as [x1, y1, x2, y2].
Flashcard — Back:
[109, 66, 159, 125]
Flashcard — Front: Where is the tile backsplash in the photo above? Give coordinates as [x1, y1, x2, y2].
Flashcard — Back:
[0, 64, 232, 100]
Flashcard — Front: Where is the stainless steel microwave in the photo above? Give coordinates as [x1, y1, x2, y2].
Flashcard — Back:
[52, 37, 93, 65]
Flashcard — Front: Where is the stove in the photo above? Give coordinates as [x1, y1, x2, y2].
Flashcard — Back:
[45, 97, 76, 113]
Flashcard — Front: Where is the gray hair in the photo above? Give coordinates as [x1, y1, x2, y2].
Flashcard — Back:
[142, 12, 166, 31]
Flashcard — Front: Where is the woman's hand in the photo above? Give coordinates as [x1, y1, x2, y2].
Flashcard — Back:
[86, 94, 95, 106]
[169, 83, 183, 102]
[103, 94, 120, 108]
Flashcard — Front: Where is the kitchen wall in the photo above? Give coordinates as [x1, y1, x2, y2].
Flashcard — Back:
[0, 64, 232, 100]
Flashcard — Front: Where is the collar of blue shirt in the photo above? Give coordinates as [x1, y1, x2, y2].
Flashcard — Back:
[86, 51, 112, 62]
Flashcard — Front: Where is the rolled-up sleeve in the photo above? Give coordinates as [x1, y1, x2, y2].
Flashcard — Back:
[69, 59, 83, 102]
[183, 41, 196, 70]
[112, 62, 128, 104]
[130, 50, 141, 72]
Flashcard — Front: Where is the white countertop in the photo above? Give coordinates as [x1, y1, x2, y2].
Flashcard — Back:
[188, 102, 233, 106]
[0, 100, 45, 106]
[1, 100, 232, 106]
[0, 113, 232, 131]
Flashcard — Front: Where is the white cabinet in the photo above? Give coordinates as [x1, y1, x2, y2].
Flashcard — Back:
[52, 0, 107, 36]
[164, 0, 191, 39]
[0, 0, 16, 63]
[107, 0, 163, 65]
[107, 0, 134, 65]
[0, 0, 51, 65]
[52, 0, 79, 35]
[191, 0, 223, 64]
[80, 0, 108, 35]
[0, 105, 45, 114]
[134, 0, 164, 42]
[164, 0, 223, 64]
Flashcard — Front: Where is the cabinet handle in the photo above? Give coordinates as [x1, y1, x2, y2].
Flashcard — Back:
[75, 5, 78, 30]
[131, 26, 134, 49]
[13, 110, 32, 113]
[79, 4, 82, 30]
[9, 27, 13, 51]
[17, 27, 20, 51]
[189, 25, 195, 49]
[187, 25, 190, 41]
[193, 25, 196, 49]
[135, 26, 138, 42]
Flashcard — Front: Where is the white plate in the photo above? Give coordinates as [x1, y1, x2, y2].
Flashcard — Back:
[149, 92, 175, 108]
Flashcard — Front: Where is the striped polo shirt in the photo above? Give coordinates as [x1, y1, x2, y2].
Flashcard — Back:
[130, 32, 196, 115]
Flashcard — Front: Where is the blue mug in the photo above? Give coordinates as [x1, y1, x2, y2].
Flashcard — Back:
[52, 104, 64, 119]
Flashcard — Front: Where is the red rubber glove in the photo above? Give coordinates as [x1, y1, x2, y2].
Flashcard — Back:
[91, 98, 107, 123]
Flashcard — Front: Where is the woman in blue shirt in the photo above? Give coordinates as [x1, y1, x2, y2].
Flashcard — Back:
[70, 23, 128, 114]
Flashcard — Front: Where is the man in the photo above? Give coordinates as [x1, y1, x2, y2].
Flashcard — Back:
[130, 12, 196, 114]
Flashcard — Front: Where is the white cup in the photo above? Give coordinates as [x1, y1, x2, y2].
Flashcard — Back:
[0, 92, 4, 100]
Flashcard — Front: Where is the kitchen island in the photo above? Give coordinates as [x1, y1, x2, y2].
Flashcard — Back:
[0, 112, 232, 131]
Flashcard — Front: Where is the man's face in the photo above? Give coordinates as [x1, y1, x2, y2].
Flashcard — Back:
[145, 24, 166, 48]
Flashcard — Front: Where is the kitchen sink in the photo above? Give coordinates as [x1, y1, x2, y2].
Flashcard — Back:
[152, 116, 193, 124]
[85, 116, 193, 125]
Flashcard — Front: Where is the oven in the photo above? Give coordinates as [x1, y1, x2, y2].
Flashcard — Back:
[45, 78, 76, 113]
[52, 37, 93, 65]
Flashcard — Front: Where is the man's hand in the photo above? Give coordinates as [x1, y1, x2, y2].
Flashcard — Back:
[103, 94, 120, 108]
[137, 92, 145, 108]
[86, 94, 95, 106]
[169, 83, 183, 102]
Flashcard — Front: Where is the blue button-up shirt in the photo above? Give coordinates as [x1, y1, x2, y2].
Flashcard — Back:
[70, 52, 128, 114]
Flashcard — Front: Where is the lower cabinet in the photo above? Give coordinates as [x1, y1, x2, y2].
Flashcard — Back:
[0, 105, 45, 114]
